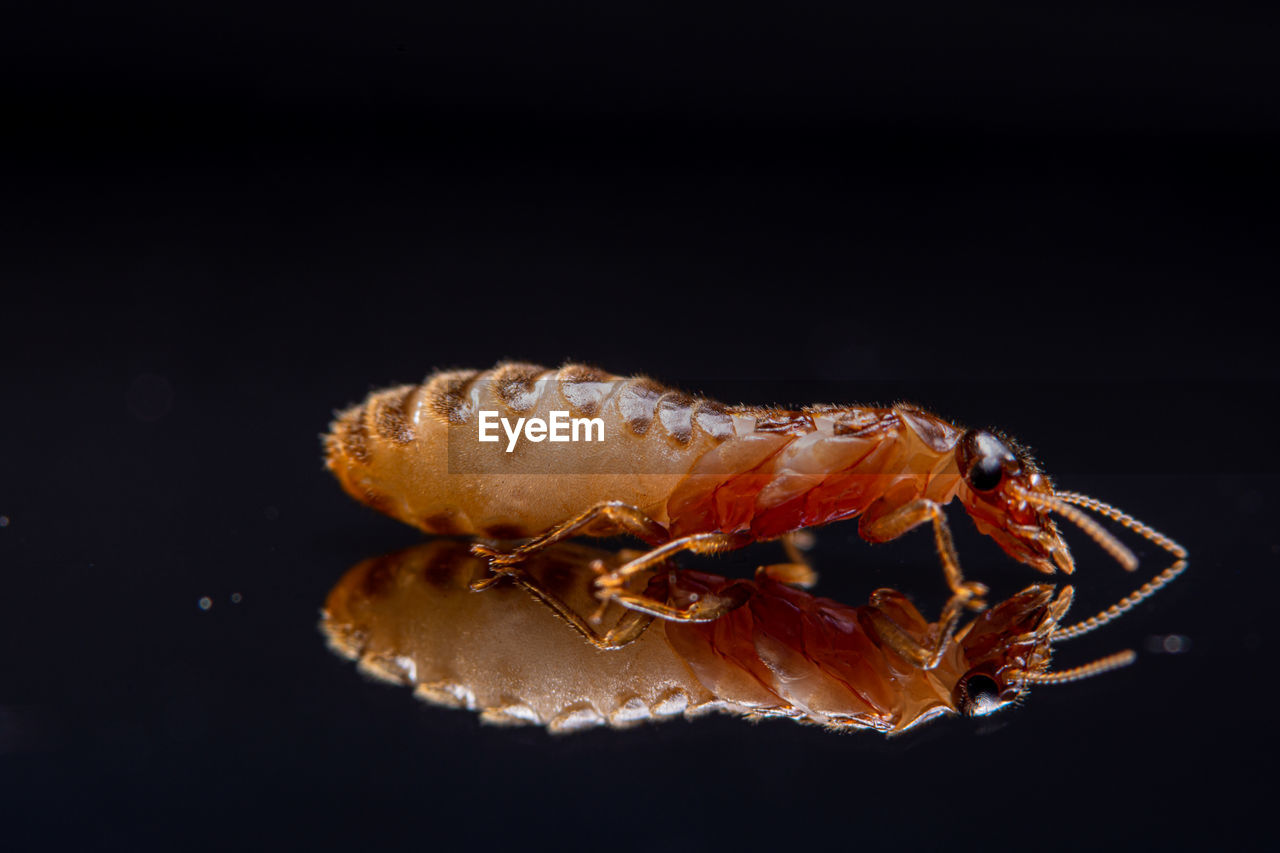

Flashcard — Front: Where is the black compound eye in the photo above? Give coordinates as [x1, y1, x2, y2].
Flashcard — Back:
[956, 672, 1003, 717]
[968, 455, 1005, 492]
[960, 430, 1017, 493]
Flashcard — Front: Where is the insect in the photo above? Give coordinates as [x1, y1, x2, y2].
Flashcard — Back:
[325, 362, 1172, 618]
[321, 539, 1186, 734]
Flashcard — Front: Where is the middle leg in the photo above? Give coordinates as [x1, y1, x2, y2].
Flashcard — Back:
[860, 497, 988, 608]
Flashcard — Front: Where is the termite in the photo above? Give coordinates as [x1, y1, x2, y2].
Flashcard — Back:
[321, 539, 1186, 734]
[325, 362, 1175, 617]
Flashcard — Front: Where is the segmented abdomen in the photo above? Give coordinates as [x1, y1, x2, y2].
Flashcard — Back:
[325, 363, 740, 536]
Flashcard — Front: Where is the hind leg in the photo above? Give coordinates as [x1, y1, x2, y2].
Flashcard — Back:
[600, 575, 755, 624]
[484, 563, 660, 649]
[479, 562, 753, 647]
[471, 501, 669, 567]
[590, 531, 743, 591]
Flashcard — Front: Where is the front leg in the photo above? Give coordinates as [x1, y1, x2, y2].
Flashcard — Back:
[860, 497, 987, 608]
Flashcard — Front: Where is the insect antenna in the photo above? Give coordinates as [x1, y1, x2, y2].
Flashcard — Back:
[1022, 650, 1137, 685]
[1051, 491, 1188, 561]
[1041, 496, 1138, 570]
[1018, 486, 1187, 573]
[1053, 558, 1188, 641]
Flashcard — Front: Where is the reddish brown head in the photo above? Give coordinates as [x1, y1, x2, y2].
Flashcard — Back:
[947, 584, 1069, 716]
[955, 429, 1075, 575]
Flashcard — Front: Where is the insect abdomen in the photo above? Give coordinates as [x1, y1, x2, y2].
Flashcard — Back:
[325, 363, 738, 536]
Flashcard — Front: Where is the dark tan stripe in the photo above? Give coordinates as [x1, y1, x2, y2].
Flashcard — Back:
[835, 409, 895, 437]
[421, 548, 471, 589]
[736, 407, 813, 435]
[337, 407, 372, 464]
[372, 386, 416, 445]
[421, 511, 467, 536]
[422, 369, 481, 424]
[557, 363, 613, 415]
[359, 485, 391, 513]
[617, 377, 665, 434]
[481, 522, 528, 540]
[557, 363, 610, 384]
[693, 400, 734, 440]
[359, 554, 398, 599]
[657, 393, 694, 444]
[491, 362, 546, 413]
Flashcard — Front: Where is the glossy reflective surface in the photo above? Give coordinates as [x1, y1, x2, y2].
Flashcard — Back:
[323, 542, 1111, 734]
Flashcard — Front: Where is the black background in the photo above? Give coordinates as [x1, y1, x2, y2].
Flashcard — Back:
[3, 3, 1278, 849]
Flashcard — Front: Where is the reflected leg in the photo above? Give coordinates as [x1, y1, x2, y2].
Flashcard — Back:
[864, 589, 969, 671]
[484, 564, 659, 650]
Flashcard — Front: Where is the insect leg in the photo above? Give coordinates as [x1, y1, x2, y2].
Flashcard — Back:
[772, 532, 819, 587]
[596, 532, 741, 583]
[863, 588, 969, 671]
[592, 532, 745, 612]
[756, 561, 818, 587]
[860, 498, 988, 607]
[604, 577, 755, 623]
[493, 564, 659, 649]
[471, 501, 670, 566]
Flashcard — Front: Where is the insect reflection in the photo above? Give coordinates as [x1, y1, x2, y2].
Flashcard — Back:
[321, 541, 1184, 734]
